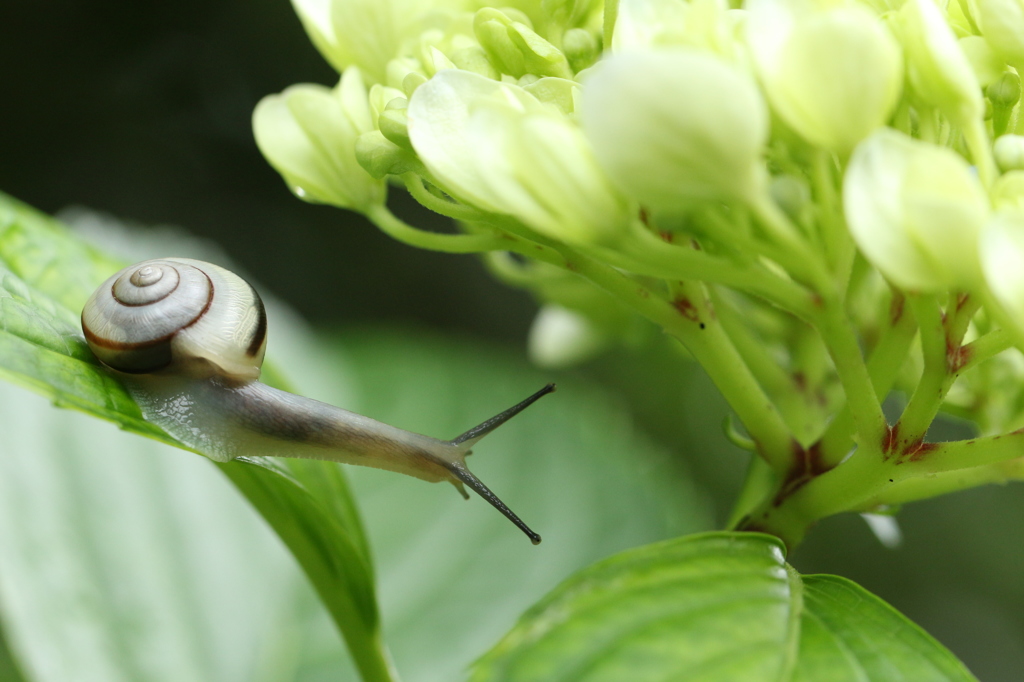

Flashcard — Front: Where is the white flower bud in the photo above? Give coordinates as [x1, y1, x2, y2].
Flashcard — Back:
[580, 49, 769, 208]
[290, 0, 431, 83]
[959, 36, 1005, 88]
[747, 0, 903, 155]
[979, 0, 1024, 67]
[844, 128, 989, 292]
[253, 68, 385, 211]
[897, 0, 984, 126]
[991, 170, 1024, 208]
[408, 69, 632, 244]
[995, 134, 1024, 170]
[474, 8, 573, 79]
[980, 209, 1024, 341]
[528, 305, 610, 368]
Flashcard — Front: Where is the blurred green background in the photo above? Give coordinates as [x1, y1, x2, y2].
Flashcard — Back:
[1, 1, 1023, 680]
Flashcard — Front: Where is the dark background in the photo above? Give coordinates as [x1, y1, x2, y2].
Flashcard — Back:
[0, 0, 535, 338]
[2, 1, 1023, 680]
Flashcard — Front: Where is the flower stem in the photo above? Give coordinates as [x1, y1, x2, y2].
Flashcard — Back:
[608, 225, 818, 320]
[365, 205, 510, 253]
[496, 230, 798, 469]
[818, 291, 917, 466]
[815, 303, 889, 450]
[402, 174, 486, 223]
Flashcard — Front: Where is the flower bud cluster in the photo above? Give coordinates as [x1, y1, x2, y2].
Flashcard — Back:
[255, 0, 1024, 441]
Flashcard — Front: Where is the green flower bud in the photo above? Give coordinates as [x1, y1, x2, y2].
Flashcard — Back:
[473, 8, 573, 79]
[747, 0, 903, 155]
[613, 0, 742, 63]
[563, 27, 600, 72]
[769, 174, 812, 224]
[541, 0, 601, 30]
[991, 170, 1024, 208]
[988, 70, 1022, 105]
[408, 69, 632, 244]
[995, 134, 1024, 170]
[403, 71, 430, 97]
[355, 131, 421, 178]
[979, 0, 1024, 67]
[386, 57, 428, 92]
[523, 77, 578, 114]
[980, 209, 1024, 342]
[290, 0, 427, 84]
[253, 68, 385, 211]
[898, 0, 984, 126]
[379, 100, 412, 149]
[960, 36, 1005, 87]
[450, 45, 501, 79]
[580, 50, 768, 208]
[612, 0, 690, 51]
[367, 85, 406, 126]
[845, 128, 989, 292]
[987, 70, 1020, 134]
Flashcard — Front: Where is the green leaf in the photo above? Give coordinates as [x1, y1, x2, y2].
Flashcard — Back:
[0, 192, 389, 682]
[0, 379, 346, 682]
[313, 330, 713, 682]
[794, 574, 976, 682]
[471, 532, 977, 682]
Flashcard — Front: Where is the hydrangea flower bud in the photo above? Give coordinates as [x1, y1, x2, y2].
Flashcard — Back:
[897, 0, 984, 126]
[980, 209, 1024, 341]
[844, 128, 989, 292]
[991, 170, 1024, 208]
[563, 27, 600, 72]
[528, 305, 611, 368]
[959, 36, 1005, 88]
[474, 8, 573, 79]
[290, 0, 431, 84]
[979, 0, 1024, 67]
[612, 0, 738, 58]
[995, 134, 1024, 170]
[408, 69, 632, 244]
[747, 0, 903, 155]
[580, 49, 769, 208]
[253, 68, 385, 211]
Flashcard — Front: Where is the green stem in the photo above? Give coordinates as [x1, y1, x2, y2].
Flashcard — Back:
[727, 455, 778, 529]
[811, 150, 843, 272]
[959, 328, 1014, 374]
[963, 118, 997, 190]
[867, 456, 1024, 507]
[903, 430, 1024, 474]
[402, 174, 486, 223]
[498, 232, 798, 469]
[816, 303, 889, 450]
[818, 292, 917, 466]
[896, 295, 946, 447]
[712, 288, 802, 407]
[365, 205, 510, 254]
[897, 294, 980, 449]
[749, 195, 832, 294]
[605, 225, 817, 321]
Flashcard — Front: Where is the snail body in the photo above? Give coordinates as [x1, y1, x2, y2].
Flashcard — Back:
[82, 258, 549, 544]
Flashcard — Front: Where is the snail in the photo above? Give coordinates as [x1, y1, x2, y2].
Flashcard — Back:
[81, 258, 551, 544]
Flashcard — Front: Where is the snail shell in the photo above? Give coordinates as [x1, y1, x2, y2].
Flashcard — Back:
[81, 258, 267, 380]
[80, 257, 548, 544]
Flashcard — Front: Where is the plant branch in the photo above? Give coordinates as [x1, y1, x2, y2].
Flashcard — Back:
[365, 205, 511, 254]
[815, 303, 889, 450]
[495, 229, 799, 469]
[818, 292, 917, 466]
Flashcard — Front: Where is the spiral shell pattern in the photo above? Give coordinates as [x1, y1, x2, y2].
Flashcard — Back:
[82, 258, 267, 379]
